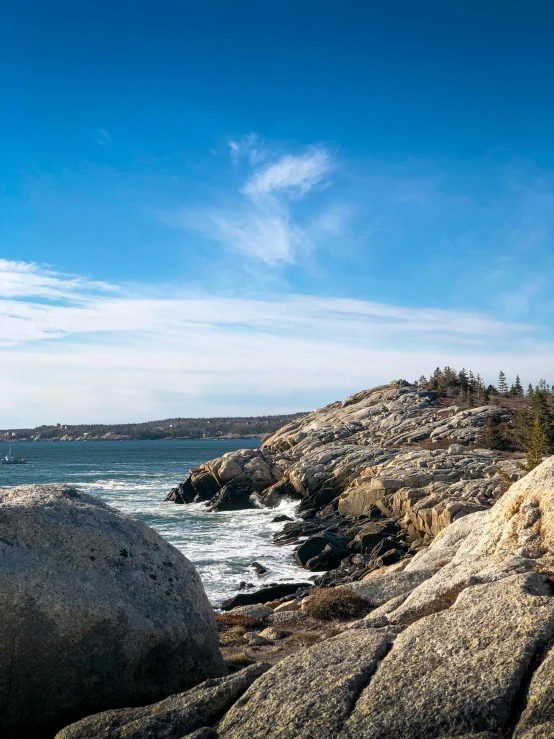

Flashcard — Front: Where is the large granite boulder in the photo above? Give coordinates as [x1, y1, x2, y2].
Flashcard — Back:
[0, 484, 226, 739]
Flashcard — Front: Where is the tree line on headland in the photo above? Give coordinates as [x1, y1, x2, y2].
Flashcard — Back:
[417, 366, 554, 472]
[0, 413, 307, 443]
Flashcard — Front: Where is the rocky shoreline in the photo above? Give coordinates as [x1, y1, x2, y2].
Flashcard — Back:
[166, 380, 524, 589]
[4, 379, 554, 738]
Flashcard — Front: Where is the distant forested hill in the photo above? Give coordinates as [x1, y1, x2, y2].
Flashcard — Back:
[0, 413, 306, 442]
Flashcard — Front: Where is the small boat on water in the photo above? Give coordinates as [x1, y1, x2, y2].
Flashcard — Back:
[2, 445, 27, 465]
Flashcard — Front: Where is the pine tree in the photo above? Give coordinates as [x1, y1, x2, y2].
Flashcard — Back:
[530, 388, 553, 450]
[443, 366, 458, 391]
[429, 368, 443, 393]
[513, 375, 524, 396]
[498, 371, 508, 396]
[476, 417, 507, 450]
[518, 411, 548, 473]
[468, 370, 475, 394]
[527, 383, 534, 398]
[458, 368, 469, 391]
[515, 408, 529, 448]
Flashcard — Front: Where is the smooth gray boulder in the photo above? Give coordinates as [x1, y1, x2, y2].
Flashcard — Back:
[55, 664, 269, 739]
[342, 573, 554, 738]
[217, 629, 395, 739]
[0, 484, 226, 739]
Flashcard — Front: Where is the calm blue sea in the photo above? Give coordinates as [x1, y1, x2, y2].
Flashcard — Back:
[0, 439, 303, 605]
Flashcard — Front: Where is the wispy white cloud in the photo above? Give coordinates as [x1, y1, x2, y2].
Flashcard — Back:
[166, 138, 334, 266]
[229, 133, 265, 165]
[0, 260, 551, 425]
[243, 148, 331, 198]
[0, 259, 115, 300]
[97, 128, 112, 146]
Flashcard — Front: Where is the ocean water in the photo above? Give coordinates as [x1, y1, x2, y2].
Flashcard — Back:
[0, 439, 305, 605]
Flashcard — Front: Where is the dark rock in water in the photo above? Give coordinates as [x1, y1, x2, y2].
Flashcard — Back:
[166, 476, 196, 504]
[348, 520, 399, 553]
[208, 481, 257, 512]
[271, 514, 294, 523]
[259, 478, 299, 507]
[0, 483, 226, 739]
[250, 561, 268, 575]
[376, 548, 404, 566]
[55, 663, 269, 739]
[221, 583, 312, 610]
[190, 468, 221, 501]
[273, 520, 323, 545]
[305, 543, 347, 571]
[238, 581, 255, 590]
[294, 531, 349, 571]
[166, 468, 219, 504]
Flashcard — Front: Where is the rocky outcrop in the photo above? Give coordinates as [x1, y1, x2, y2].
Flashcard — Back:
[0, 484, 226, 739]
[148, 456, 554, 738]
[166, 383, 520, 554]
[166, 449, 284, 504]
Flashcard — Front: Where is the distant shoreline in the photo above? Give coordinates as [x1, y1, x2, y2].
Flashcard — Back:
[3, 435, 264, 443]
[0, 412, 305, 445]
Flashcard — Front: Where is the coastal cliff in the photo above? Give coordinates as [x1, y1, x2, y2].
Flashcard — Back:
[167, 380, 525, 583]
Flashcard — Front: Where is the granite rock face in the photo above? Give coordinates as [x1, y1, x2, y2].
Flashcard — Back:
[217, 629, 395, 739]
[342, 572, 554, 739]
[167, 382, 520, 544]
[0, 484, 226, 739]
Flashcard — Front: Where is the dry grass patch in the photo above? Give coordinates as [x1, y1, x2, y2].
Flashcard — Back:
[225, 652, 255, 666]
[302, 587, 368, 621]
[215, 612, 263, 629]
[283, 631, 322, 647]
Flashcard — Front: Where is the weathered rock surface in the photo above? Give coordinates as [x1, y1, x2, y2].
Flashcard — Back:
[216, 629, 395, 739]
[0, 484, 226, 739]
[55, 664, 269, 739]
[454, 455, 554, 566]
[345, 567, 438, 606]
[513, 645, 554, 738]
[343, 573, 554, 738]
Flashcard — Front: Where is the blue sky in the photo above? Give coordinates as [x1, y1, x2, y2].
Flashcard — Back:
[2, 1, 554, 424]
